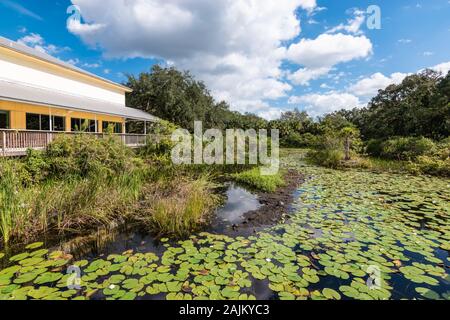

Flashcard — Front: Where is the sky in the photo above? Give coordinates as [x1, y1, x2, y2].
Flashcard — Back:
[0, 0, 449, 120]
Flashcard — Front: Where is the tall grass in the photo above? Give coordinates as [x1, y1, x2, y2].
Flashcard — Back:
[231, 167, 285, 192]
[139, 175, 220, 238]
[0, 135, 148, 246]
[0, 161, 28, 245]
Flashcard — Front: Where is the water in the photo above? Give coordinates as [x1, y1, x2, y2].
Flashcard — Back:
[208, 182, 262, 234]
[1, 150, 449, 300]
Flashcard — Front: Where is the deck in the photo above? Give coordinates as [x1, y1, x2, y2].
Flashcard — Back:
[0, 129, 149, 157]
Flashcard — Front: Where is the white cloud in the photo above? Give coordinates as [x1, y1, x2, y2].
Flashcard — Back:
[288, 67, 332, 86]
[423, 51, 434, 56]
[431, 61, 450, 74]
[288, 92, 362, 117]
[349, 72, 408, 98]
[398, 39, 412, 44]
[67, 0, 317, 119]
[326, 9, 366, 35]
[17, 33, 69, 55]
[0, 0, 43, 21]
[349, 60, 450, 100]
[289, 60, 450, 118]
[286, 33, 373, 85]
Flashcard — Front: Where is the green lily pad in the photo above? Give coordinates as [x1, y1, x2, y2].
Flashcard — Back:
[323, 288, 341, 300]
[25, 242, 44, 250]
[34, 272, 63, 285]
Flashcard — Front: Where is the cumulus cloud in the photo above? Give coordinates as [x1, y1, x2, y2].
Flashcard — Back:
[349, 61, 450, 100]
[286, 33, 373, 85]
[431, 61, 450, 75]
[68, 0, 316, 119]
[17, 33, 69, 55]
[288, 92, 362, 117]
[349, 72, 408, 98]
[326, 9, 366, 34]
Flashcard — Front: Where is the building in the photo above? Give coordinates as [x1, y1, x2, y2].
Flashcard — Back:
[0, 36, 157, 156]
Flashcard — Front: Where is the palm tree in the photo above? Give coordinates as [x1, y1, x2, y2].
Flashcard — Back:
[340, 126, 360, 161]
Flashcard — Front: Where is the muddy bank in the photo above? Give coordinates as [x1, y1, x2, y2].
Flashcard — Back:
[232, 169, 304, 233]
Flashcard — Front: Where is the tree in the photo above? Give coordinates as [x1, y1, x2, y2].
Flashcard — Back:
[361, 69, 448, 140]
[125, 65, 269, 132]
[339, 126, 360, 161]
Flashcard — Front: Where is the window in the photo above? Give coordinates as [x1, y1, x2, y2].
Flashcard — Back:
[71, 118, 98, 132]
[102, 121, 123, 134]
[26, 113, 65, 131]
[52, 116, 65, 132]
[0, 111, 9, 129]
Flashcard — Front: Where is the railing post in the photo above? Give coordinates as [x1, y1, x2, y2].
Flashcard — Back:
[2, 131, 6, 157]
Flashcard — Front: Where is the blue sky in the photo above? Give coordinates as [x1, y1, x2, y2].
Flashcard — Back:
[1, 0, 449, 119]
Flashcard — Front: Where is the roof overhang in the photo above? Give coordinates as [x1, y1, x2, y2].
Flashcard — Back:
[0, 80, 158, 122]
[0, 36, 132, 93]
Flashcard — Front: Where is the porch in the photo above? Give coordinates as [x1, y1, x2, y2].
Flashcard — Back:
[0, 129, 150, 157]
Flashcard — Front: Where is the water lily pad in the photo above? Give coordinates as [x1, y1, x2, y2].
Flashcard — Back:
[323, 288, 341, 300]
[34, 272, 63, 285]
[25, 242, 44, 250]
[9, 252, 29, 262]
[415, 287, 440, 300]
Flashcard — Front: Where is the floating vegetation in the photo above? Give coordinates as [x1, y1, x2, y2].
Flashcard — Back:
[0, 150, 449, 300]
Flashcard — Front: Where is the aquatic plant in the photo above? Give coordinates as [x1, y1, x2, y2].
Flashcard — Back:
[231, 167, 285, 192]
[0, 149, 448, 301]
[138, 175, 220, 238]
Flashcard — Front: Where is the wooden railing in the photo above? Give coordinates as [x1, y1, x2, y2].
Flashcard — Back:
[0, 129, 150, 156]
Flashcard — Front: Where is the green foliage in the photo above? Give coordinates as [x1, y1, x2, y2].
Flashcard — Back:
[45, 134, 141, 178]
[139, 120, 177, 158]
[126, 65, 268, 132]
[353, 70, 450, 140]
[0, 160, 25, 245]
[0, 135, 148, 245]
[307, 134, 345, 168]
[231, 167, 285, 192]
[281, 132, 317, 148]
[139, 176, 220, 238]
[375, 137, 436, 161]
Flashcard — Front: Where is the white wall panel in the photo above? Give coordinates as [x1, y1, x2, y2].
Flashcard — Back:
[0, 54, 125, 106]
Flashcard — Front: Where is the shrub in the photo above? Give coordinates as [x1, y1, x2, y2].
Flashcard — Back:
[407, 156, 450, 177]
[231, 167, 285, 192]
[44, 134, 142, 178]
[281, 132, 317, 148]
[139, 120, 178, 158]
[306, 135, 344, 168]
[380, 137, 436, 161]
[365, 139, 384, 157]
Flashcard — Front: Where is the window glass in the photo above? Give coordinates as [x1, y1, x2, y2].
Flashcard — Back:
[103, 121, 123, 133]
[71, 118, 98, 132]
[71, 118, 80, 131]
[26, 113, 41, 130]
[0, 111, 9, 129]
[41, 115, 50, 131]
[26, 113, 65, 131]
[52, 116, 65, 131]
[89, 120, 97, 133]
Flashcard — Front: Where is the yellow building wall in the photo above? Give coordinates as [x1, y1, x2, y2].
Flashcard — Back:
[0, 100, 125, 133]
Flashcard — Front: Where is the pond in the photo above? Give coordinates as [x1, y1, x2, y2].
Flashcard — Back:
[209, 182, 262, 234]
[0, 150, 449, 300]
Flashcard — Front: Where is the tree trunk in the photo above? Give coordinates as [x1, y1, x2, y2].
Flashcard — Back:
[345, 137, 351, 161]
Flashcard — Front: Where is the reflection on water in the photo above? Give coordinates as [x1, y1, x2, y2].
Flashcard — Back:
[215, 182, 262, 225]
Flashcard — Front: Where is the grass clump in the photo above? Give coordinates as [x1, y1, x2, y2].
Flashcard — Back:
[231, 167, 285, 193]
[138, 175, 220, 238]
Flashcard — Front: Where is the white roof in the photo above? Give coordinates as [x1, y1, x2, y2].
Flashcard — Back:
[0, 36, 131, 92]
[0, 80, 158, 122]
